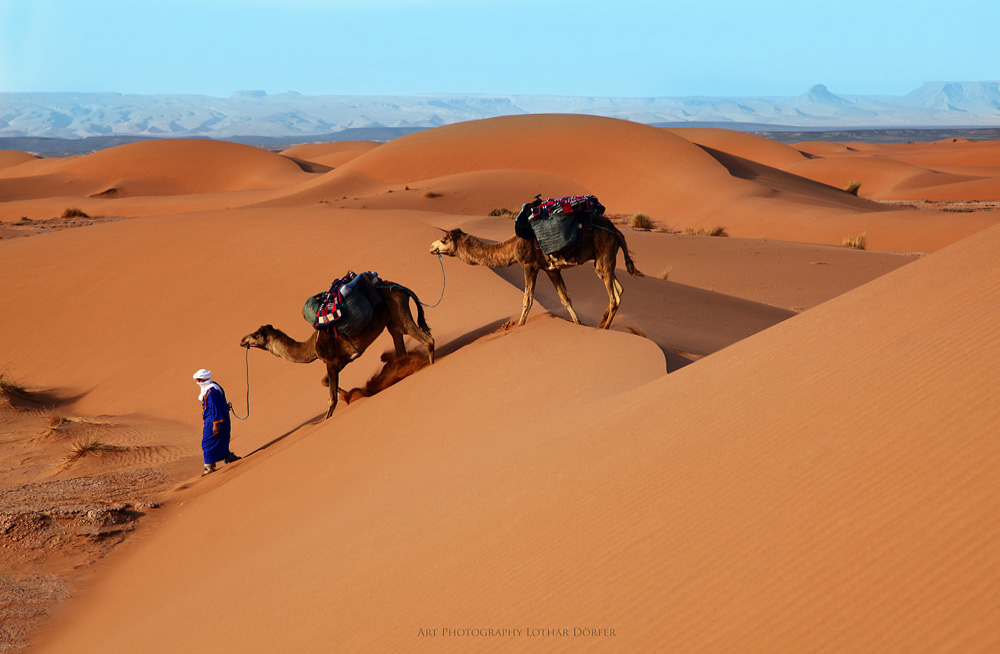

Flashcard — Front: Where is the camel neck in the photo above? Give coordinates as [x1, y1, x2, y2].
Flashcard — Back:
[266, 329, 319, 363]
[456, 233, 519, 268]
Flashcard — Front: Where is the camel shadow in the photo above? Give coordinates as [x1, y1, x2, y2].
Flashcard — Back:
[245, 414, 326, 457]
[433, 318, 513, 358]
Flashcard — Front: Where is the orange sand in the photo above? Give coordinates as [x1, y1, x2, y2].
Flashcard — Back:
[1, 115, 998, 653]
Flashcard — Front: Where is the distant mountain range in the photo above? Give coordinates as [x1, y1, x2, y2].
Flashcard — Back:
[2, 82, 999, 142]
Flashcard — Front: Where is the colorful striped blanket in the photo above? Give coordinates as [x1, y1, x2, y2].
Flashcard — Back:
[529, 194, 605, 219]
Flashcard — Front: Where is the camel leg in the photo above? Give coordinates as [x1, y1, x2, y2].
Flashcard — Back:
[544, 269, 582, 325]
[324, 363, 341, 419]
[387, 325, 407, 359]
[391, 311, 435, 364]
[518, 266, 539, 326]
[596, 264, 622, 330]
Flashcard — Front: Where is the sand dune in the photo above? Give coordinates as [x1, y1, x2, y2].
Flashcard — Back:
[280, 140, 380, 168]
[259, 114, 737, 218]
[0, 139, 313, 206]
[4, 116, 1000, 653]
[786, 137, 1000, 202]
[0, 150, 37, 170]
[664, 127, 809, 168]
[4, 117, 998, 251]
[32, 220, 1000, 654]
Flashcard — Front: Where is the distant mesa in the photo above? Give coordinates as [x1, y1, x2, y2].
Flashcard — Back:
[800, 84, 852, 106]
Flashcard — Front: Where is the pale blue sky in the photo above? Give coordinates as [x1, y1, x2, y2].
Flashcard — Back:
[1, 0, 996, 98]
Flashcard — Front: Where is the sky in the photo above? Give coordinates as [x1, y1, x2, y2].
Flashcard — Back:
[0, 0, 997, 99]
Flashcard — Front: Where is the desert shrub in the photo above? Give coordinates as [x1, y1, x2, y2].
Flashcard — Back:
[630, 213, 654, 230]
[0, 371, 27, 396]
[60, 207, 89, 219]
[45, 411, 109, 432]
[489, 208, 517, 219]
[842, 231, 867, 250]
[684, 225, 728, 237]
[424, 191, 442, 199]
[61, 431, 134, 466]
[845, 180, 862, 196]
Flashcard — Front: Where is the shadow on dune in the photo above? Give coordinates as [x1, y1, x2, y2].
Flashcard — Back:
[488, 266, 695, 371]
[246, 415, 326, 457]
[433, 318, 513, 358]
[1, 385, 89, 411]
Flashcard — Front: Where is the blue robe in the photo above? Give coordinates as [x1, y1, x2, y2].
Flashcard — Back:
[201, 384, 232, 465]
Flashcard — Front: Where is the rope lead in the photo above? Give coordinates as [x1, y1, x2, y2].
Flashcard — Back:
[377, 252, 447, 309]
[229, 344, 251, 420]
[421, 252, 447, 308]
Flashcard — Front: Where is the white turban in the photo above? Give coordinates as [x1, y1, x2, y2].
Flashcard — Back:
[193, 369, 218, 400]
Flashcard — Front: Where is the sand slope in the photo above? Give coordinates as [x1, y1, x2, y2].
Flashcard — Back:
[280, 141, 380, 168]
[5, 117, 1000, 653]
[0, 138, 313, 206]
[34, 217, 1000, 654]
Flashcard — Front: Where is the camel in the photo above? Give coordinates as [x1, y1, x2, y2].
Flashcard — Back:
[240, 281, 434, 418]
[429, 216, 643, 329]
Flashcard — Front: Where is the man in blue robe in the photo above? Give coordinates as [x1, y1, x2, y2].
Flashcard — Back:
[194, 369, 240, 475]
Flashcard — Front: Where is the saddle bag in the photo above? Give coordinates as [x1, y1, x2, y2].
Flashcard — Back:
[516, 194, 604, 256]
[303, 271, 382, 337]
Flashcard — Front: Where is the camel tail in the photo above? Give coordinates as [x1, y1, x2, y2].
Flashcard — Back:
[611, 223, 644, 278]
[401, 284, 432, 332]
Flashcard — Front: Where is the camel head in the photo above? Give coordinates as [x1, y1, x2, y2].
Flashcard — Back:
[429, 229, 464, 257]
[240, 324, 276, 349]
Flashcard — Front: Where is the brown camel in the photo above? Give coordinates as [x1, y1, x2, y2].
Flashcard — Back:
[239, 281, 434, 418]
[429, 216, 643, 329]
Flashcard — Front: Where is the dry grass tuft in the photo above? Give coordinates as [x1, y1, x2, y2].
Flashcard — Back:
[842, 230, 867, 250]
[623, 325, 647, 338]
[489, 208, 517, 219]
[59, 207, 89, 219]
[630, 213, 654, 230]
[0, 371, 28, 396]
[61, 430, 135, 467]
[658, 265, 674, 280]
[684, 225, 728, 237]
[845, 180, 862, 196]
[45, 411, 111, 432]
